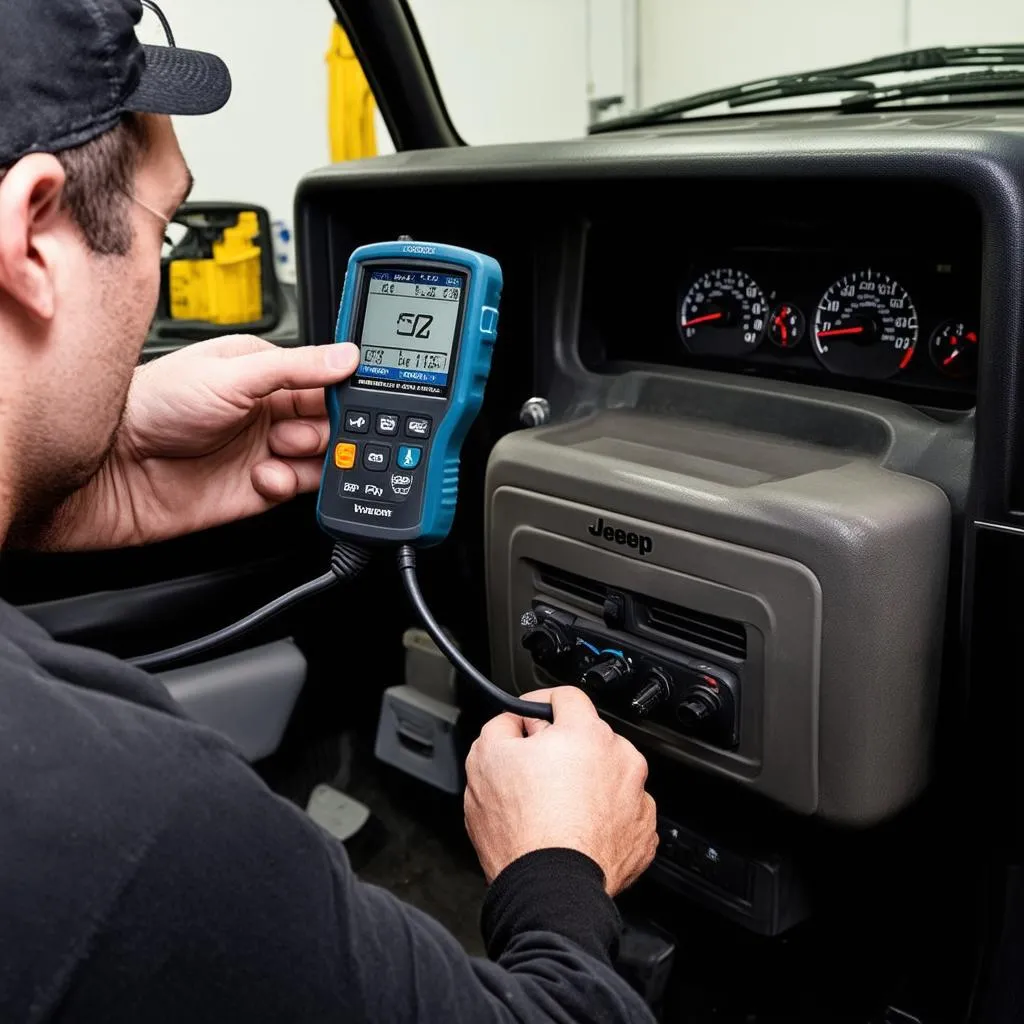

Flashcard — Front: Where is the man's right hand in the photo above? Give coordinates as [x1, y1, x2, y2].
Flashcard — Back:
[464, 687, 658, 896]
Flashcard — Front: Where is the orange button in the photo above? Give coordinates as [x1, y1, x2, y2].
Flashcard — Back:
[334, 442, 357, 469]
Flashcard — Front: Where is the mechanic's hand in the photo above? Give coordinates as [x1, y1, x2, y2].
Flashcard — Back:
[464, 686, 658, 896]
[38, 335, 359, 549]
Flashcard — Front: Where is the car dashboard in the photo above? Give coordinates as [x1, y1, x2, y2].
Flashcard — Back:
[295, 107, 1024, 1011]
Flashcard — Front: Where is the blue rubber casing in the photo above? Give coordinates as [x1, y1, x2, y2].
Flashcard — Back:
[316, 241, 502, 546]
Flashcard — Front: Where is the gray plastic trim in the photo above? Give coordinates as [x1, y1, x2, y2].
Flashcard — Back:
[157, 640, 306, 762]
[486, 412, 950, 825]
[374, 685, 462, 794]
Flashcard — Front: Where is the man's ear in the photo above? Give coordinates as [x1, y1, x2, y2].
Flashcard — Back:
[0, 154, 67, 323]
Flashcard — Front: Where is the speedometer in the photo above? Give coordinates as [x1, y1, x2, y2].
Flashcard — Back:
[680, 268, 767, 357]
[813, 269, 918, 379]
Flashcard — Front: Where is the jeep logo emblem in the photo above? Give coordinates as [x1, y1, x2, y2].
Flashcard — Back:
[587, 517, 653, 556]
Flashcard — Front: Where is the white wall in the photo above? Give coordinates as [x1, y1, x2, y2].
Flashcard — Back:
[638, 0, 905, 106]
[638, 0, 1024, 108]
[908, 0, 1024, 46]
[377, 0, 630, 151]
[587, 0, 633, 118]
[406, 0, 590, 143]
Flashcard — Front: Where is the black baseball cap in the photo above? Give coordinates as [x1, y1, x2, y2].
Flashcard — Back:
[0, 0, 231, 167]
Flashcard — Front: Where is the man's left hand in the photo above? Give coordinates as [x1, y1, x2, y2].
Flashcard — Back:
[40, 335, 359, 549]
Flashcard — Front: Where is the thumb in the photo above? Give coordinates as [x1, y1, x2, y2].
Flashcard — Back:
[477, 710, 530, 742]
[519, 687, 557, 735]
[544, 686, 600, 728]
[229, 342, 359, 400]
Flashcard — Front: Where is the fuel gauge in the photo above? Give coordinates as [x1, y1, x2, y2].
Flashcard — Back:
[929, 321, 978, 379]
[768, 303, 805, 349]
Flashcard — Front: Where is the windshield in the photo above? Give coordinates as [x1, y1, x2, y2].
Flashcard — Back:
[409, 1, 1024, 140]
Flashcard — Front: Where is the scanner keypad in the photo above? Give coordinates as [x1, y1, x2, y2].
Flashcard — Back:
[335, 410, 431, 504]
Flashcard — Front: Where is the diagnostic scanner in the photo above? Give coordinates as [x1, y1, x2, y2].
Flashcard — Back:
[317, 241, 502, 546]
[134, 240, 552, 721]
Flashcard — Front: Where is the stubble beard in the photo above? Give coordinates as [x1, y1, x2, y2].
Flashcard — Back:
[5, 254, 145, 549]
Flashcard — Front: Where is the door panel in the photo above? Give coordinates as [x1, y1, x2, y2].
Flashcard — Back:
[0, 496, 331, 660]
[157, 640, 307, 762]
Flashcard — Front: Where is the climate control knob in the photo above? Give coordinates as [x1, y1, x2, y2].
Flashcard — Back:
[676, 683, 724, 735]
[521, 620, 572, 669]
[582, 654, 632, 691]
[631, 667, 671, 717]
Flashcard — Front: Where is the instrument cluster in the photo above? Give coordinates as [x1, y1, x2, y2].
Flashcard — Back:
[679, 265, 977, 384]
[578, 180, 982, 409]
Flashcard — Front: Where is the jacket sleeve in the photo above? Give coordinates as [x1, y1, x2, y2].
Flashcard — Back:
[55, 740, 656, 1024]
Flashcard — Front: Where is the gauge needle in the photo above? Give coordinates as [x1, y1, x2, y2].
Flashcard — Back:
[943, 347, 961, 366]
[817, 326, 865, 338]
[774, 310, 789, 344]
[682, 312, 724, 328]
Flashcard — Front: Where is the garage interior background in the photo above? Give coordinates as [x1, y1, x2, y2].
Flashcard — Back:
[139, 0, 1024, 283]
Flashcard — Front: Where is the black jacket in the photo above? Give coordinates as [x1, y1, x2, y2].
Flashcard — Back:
[0, 600, 654, 1022]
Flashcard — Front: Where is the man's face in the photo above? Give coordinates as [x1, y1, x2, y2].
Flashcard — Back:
[13, 114, 193, 527]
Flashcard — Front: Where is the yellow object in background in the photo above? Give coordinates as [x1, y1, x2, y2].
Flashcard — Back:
[169, 211, 263, 325]
[327, 22, 378, 161]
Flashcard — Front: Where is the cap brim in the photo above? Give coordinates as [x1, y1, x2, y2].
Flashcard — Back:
[125, 44, 231, 116]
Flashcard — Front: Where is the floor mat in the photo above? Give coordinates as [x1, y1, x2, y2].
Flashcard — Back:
[342, 737, 489, 957]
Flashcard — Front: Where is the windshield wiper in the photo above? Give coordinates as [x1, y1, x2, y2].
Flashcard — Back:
[587, 76, 877, 133]
[840, 68, 1024, 111]
[589, 44, 1024, 133]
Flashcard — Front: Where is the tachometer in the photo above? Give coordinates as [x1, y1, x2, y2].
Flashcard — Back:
[680, 268, 767, 357]
[813, 270, 918, 379]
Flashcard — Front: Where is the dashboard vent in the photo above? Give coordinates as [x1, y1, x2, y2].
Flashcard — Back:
[533, 561, 746, 660]
[535, 564, 609, 607]
[642, 598, 747, 660]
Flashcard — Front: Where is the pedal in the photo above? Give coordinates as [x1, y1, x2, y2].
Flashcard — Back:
[306, 783, 371, 842]
[306, 783, 386, 871]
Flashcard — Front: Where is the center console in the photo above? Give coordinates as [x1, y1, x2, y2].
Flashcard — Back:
[485, 380, 950, 827]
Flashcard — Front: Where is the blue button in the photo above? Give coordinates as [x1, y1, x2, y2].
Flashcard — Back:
[397, 445, 422, 469]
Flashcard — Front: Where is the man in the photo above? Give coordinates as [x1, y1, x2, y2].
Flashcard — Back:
[0, 1, 660, 1021]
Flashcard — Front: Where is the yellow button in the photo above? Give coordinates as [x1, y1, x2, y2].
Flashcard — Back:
[334, 442, 357, 469]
